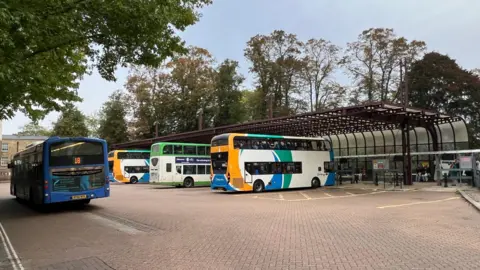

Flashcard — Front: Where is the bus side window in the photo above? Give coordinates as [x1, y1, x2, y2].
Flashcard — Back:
[166, 163, 172, 172]
[206, 146, 210, 155]
[174, 145, 183, 155]
[197, 146, 206, 155]
[197, 165, 206, 174]
[163, 145, 172, 154]
[176, 165, 182, 174]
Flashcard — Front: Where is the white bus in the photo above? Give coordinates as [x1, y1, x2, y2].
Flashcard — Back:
[149, 142, 211, 187]
[210, 133, 335, 192]
[108, 150, 150, 184]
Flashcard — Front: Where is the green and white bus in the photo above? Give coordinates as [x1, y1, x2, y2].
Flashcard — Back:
[149, 142, 211, 187]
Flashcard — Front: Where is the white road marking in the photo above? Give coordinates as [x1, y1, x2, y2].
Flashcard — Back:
[286, 191, 386, 202]
[299, 192, 311, 200]
[324, 192, 333, 197]
[278, 193, 285, 200]
[346, 192, 354, 195]
[377, 197, 459, 209]
[0, 222, 24, 270]
[85, 213, 142, 235]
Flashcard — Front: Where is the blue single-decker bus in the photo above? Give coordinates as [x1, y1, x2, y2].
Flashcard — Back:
[9, 137, 110, 205]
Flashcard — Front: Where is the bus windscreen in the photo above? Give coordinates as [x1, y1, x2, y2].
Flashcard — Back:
[49, 141, 104, 166]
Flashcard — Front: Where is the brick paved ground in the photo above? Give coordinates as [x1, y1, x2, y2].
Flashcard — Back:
[0, 183, 480, 269]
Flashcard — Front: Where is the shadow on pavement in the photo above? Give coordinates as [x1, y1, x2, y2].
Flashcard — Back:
[0, 197, 104, 221]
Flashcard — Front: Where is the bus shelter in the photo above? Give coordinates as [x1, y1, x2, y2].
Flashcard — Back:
[114, 102, 470, 186]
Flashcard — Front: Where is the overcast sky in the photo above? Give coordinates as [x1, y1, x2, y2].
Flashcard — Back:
[2, 0, 479, 134]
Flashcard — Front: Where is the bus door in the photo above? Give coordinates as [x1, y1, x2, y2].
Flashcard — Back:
[171, 165, 183, 184]
[150, 157, 159, 182]
[244, 163, 253, 183]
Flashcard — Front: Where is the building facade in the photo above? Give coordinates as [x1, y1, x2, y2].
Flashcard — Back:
[0, 135, 49, 180]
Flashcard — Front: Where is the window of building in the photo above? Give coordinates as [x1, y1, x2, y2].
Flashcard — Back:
[1, 143, 8, 152]
[1, 157, 8, 167]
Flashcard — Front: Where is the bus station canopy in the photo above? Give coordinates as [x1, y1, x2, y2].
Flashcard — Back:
[113, 102, 462, 149]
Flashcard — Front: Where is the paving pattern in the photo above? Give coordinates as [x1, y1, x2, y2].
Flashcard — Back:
[0, 183, 480, 269]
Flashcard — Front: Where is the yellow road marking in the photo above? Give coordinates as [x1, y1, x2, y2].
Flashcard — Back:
[299, 192, 311, 200]
[324, 192, 333, 197]
[377, 197, 459, 209]
[346, 192, 354, 195]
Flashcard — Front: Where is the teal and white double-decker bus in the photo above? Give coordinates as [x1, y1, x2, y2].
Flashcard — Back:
[210, 133, 335, 192]
[149, 142, 211, 187]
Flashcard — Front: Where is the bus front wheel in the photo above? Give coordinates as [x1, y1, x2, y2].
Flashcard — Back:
[253, 180, 265, 193]
[183, 177, 194, 188]
[311, 177, 321, 189]
[130, 176, 138, 184]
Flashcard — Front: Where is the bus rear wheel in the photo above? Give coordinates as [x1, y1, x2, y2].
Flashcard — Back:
[253, 180, 265, 193]
[130, 176, 138, 184]
[183, 177, 194, 188]
[311, 177, 321, 189]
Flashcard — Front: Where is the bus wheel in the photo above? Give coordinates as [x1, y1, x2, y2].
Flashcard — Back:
[130, 176, 138, 184]
[183, 177, 194, 188]
[311, 177, 321, 189]
[253, 180, 265, 193]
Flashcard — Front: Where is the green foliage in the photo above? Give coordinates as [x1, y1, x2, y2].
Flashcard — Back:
[0, 0, 211, 121]
[213, 60, 246, 126]
[51, 104, 89, 137]
[15, 122, 52, 136]
[98, 91, 129, 147]
[408, 52, 480, 147]
[85, 112, 101, 138]
[342, 28, 426, 102]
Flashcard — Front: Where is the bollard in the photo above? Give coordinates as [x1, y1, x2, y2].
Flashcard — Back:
[375, 174, 378, 186]
[443, 173, 448, 188]
[339, 174, 343, 185]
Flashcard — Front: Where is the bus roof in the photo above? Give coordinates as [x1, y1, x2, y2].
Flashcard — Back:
[212, 133, 329, 141]
[151, 142, 210, 146]
[110, 149, 150, 152]
[13, 137, 107, 159]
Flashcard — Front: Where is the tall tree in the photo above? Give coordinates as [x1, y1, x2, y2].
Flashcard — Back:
[408, 52, 480, 147]
[85, 112, 101, 138]
[126, 47, 216, 138]
[299, 39, 342, 111]
[167, 46, 216, 132]
[342, 28, 426, 103]
[213, 60, 246, 126]
[98, 91, 129, 146]
[51, 104, 89, 137]
[245, 30, 304, 119]
[0, 0, 211, 121]
[16, 122, 52, 136]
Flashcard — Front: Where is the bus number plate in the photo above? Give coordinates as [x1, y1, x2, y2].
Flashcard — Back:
[72, 195, 87, 200]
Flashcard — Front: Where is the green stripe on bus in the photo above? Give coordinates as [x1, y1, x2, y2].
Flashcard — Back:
[274, 149, 293, 188]
[247, 134, 284, 139]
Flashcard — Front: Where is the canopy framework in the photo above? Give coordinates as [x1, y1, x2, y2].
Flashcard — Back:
[114, 102, 469, 185]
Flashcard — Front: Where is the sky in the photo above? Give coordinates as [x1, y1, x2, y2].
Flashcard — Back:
[2, 0, 480, 135]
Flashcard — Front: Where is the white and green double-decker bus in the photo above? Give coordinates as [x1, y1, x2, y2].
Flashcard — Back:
[149, 142, 211, 187]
